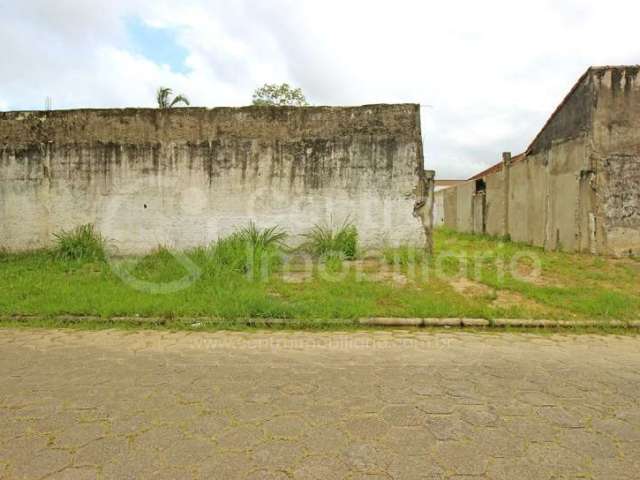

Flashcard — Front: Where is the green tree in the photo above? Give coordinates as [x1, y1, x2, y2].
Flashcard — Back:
[156, 87, 190, 108]
[252, 83, 309, 106]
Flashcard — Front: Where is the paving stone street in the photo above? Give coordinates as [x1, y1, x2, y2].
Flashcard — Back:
[0, 328, 639, 479]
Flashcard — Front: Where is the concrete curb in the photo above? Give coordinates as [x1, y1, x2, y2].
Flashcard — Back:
[357, 318, 491, 327]
[358, 317, 640, 328]
[2, 315, 639, 329]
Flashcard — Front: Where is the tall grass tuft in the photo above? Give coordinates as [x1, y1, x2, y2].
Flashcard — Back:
[236, 222, 287, 250]
[53, 224, 106, 262]
[303, 220, 358, 259]
[208, 222, 287, 278]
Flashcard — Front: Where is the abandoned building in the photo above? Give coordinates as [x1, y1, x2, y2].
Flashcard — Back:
[434, 65, 640, 256]
[0, 104, 433, 254]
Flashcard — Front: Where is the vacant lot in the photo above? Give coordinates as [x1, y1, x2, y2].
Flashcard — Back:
[1, 229, 639, 324]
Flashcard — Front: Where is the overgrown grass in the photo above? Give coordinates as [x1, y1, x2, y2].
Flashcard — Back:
[302, 220, 358, 259]
[206, 222, 286, 278]
[1, 226, 639, 323]
[432, 228, 640, 319]
[52, 224, 106, 262]
[383, 245, 428, 265]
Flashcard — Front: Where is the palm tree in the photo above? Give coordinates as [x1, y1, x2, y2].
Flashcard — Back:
[156, 87, 190, 108]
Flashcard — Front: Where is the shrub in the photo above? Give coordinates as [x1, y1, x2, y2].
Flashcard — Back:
[53, 224, 106, 262]
[302, 220, 358, 260]
[208, 222, 287, 278]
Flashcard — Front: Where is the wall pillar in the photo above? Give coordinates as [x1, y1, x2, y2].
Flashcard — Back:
[414, 169, 435, 254]
[502, 152, 512, 238]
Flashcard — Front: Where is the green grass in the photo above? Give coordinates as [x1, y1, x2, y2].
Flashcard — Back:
[1, 227, 639, 323]
[204, 222, 287, 279]
[52, 223, 106, 262]
[383, 244, 428, 265]
[301, 220, 358, 260]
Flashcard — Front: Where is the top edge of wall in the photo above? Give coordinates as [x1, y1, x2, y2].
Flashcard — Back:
[0, 103, 422, 145]
[0, 103, 420, 116]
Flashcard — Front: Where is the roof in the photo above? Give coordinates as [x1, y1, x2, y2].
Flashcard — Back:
[467, 153, 525, 181]
[434, 179, 465, 186]
[465, 65, 640, 182]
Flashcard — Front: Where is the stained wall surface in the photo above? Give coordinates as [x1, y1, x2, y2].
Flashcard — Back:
[591, 67, 640, 256]
[0, 105, 426, 253]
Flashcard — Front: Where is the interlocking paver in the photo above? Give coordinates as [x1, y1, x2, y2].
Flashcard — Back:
[1, 328, 639, 478]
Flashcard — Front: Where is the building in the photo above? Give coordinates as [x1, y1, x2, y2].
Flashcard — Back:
[435, 66, 640, 256]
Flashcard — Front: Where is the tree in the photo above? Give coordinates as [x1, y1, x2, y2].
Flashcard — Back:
[252, 83, 309, 106]
[156, 87, 190, 108]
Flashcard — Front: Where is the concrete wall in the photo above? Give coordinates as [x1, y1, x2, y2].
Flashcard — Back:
[455, 182, 475, 234]
[435, 66, 640, 256]
[433, 189, 445, 227]
[591, 67, 640, 256]
[442, 187, 458, 230]
[505, 139, 589, 251]
[0, 104, 427, 254]
[484, 168, 506, 237]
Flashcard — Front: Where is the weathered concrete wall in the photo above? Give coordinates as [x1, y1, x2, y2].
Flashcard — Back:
[503, 136, 590, 251]
[484, 168, 506, 237]
[591, 67, 640, 256]
[0, 105, 427, 253]
[442, 187, 457, 230]
[433, 189, 445, 227]
[435, 66, 640, 256]
[455, 182, 474, 234]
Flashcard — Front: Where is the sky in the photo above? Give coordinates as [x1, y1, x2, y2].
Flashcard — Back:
[2, 0, 639, 179]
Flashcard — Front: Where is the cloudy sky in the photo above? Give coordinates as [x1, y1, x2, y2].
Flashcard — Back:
[2, 0, 639, 178]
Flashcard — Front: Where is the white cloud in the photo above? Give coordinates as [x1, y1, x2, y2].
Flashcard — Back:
[2, 0, 639, 178]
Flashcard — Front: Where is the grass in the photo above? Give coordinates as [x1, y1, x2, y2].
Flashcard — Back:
[204, 222, 287, 279]
[1, 227, 639, 324]
[53, 224, 106, 262]
[383, 244, 428, 265]
[302, 220, 358, 260]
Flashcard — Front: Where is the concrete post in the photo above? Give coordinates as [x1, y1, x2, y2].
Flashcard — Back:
[502, 152, 512, 239]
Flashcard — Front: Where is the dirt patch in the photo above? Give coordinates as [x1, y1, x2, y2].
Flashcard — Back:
[345, 259, 386, 273]
[612, 258, 640, 273]
[281, 271, 313, 284]
[491, 289, 562, 317]
[513, 263, 545, 285]
[449, 277, 493, 297]
[368, 271, 409, 286]
[492, 290, 530, 309]
[512, 263, 555, 287]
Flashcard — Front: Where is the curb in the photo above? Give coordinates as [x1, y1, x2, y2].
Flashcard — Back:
[2, 315, 639, 329]
[358, 318, 490, 327]
[358, 318, 640, 328]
